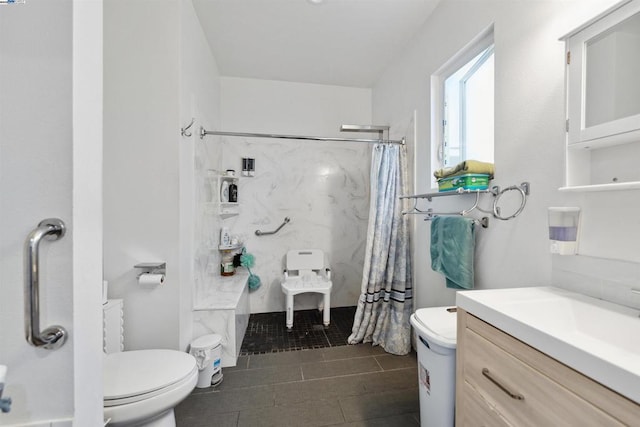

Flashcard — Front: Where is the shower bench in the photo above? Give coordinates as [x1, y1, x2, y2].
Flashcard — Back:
[192, 270, 249, 367]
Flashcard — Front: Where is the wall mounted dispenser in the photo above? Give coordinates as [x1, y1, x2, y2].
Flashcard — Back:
[242, 158, 255, 177]
[548, 207, 580, 255]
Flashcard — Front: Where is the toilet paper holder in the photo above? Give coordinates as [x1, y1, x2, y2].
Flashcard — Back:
[134, 262, 166, 277]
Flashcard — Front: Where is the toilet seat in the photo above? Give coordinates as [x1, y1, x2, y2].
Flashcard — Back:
[104, 349, 197, 407]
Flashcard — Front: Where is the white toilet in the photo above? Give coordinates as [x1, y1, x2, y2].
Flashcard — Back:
[103, 300, 197, 426]
[103, 350, 197, 426]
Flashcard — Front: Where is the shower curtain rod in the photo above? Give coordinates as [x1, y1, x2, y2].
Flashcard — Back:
[199, 127, 405, 145]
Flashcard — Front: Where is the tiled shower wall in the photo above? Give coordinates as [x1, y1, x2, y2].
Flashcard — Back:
[214, 77, 374, 314]
[220, 137, 371, 313]
[194, 136, 222, 299]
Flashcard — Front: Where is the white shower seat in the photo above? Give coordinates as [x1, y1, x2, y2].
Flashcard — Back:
[281, 249, 332, 330]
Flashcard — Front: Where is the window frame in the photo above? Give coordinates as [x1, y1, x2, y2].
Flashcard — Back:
[430, 25, 495, 189]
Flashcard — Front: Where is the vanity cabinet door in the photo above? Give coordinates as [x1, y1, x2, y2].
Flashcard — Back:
[456, 309, 640, 426]
[463, 327, 622, 426]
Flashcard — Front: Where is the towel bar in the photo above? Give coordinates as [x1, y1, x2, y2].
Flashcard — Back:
[401, 182, 529, 224]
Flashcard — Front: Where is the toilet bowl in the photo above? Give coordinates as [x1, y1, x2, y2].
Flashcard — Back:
[104, 349, 198, 427]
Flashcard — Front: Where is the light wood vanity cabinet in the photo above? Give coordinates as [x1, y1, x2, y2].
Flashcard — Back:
[455, 309, 640, 426]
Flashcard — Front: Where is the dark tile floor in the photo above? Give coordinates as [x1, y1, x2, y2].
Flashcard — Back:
[175, 344, 420, 427]
[240, 306, 357, 355]
[176, 308, 420, 426]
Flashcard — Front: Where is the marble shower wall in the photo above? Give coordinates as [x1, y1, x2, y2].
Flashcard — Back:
[220, 138, 371, 313]
[194, 136, 222, 297]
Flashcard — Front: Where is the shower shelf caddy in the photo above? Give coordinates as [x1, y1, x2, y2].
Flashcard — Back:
[401, 182, 530, 226]
[206, 171, 239, 219]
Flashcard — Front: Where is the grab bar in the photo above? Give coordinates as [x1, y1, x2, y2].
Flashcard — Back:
[24, 218, 68, 350]
[255, 217, 291, 236]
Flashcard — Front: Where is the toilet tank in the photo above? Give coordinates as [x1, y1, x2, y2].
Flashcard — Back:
[103, 299, 124, 353]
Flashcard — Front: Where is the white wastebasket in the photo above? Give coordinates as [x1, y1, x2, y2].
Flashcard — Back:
[189, 334, 222, 388]
[410, 307, 458, 427]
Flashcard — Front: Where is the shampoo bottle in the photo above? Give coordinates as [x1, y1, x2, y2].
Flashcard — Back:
[220, 227, 231, 247]
[220, 180, 229, 203]
[229, 181, 238, 203]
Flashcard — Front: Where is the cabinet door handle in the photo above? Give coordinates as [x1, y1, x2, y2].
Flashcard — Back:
[482, 368, 524, 400]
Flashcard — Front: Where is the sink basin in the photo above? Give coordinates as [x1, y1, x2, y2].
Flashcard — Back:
[457, 286, 640, 403]
[484, 287, 640, 355]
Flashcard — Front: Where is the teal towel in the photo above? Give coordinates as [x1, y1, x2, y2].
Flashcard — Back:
[430, 216, 476, 289]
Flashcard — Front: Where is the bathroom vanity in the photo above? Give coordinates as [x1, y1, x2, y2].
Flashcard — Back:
[455, 287, 639, 426]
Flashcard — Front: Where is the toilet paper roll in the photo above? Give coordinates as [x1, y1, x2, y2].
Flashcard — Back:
[138, 273, 165, 285]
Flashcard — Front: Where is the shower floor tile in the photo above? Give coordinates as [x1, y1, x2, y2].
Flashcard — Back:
[240, 306, 356, 355]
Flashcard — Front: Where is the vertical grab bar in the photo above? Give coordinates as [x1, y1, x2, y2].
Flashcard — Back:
[24, 218, 67, 350]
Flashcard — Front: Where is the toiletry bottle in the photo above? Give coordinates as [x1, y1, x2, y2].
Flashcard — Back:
[220, 250, 235, 276]
[220, 227, 231, 247]
[229, 181, 238, 203]
[220, 180, 229, 203]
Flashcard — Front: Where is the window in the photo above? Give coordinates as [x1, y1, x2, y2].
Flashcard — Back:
[432, 27, 494, 185]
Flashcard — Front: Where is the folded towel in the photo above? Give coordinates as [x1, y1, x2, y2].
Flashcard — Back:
[434, 160, 495, 180]
[430, 216, 476, 290]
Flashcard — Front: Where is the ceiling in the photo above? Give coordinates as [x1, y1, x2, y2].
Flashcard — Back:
[192, 0, 441, 88]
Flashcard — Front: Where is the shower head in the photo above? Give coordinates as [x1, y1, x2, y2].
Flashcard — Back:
[340, 124, 390, 133]
[340, 124, 390, 141]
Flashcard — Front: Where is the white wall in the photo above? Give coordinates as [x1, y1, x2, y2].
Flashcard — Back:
[104, 0, 181, 351]
[104, 0, 221, 352]
[72, 0, 104, 423]
[216, 77, 372, 313]
[179, 0, 222, 350]
[373, 0, 623, 309]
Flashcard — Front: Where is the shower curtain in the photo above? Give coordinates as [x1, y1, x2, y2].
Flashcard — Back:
[348, 143, 412, 355]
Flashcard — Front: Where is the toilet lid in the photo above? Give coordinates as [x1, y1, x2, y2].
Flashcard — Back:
[104, 349, 196, 402]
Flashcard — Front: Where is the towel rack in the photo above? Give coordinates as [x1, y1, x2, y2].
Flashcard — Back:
[401, 182, 530, 223]
[411, 209, 490, 228]
[400, 187, 495, 201]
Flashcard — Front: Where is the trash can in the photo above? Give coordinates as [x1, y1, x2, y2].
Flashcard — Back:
[410, 306, 458, 427]
[189, 334, 222, 388]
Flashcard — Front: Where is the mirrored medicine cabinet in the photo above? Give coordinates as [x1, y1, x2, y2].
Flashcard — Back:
[561, 0, 640, 191]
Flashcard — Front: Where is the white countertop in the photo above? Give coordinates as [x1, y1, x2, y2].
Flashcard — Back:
[456, 286, 640, 404]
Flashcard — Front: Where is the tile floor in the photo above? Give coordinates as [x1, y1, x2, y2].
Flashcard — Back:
[177, 308, 420, 426]
[175, 344, 420, 427]
[240, 306, 357, 355]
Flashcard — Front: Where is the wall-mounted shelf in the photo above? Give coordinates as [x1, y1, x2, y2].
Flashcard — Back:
[205, 203, 239, 219]
[206, 171, 239, 218]
[401, 188, 494, 201]
[401, 182, 530, 223]
[218, 243, 243, 251]
[559, 181, 640, 192]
